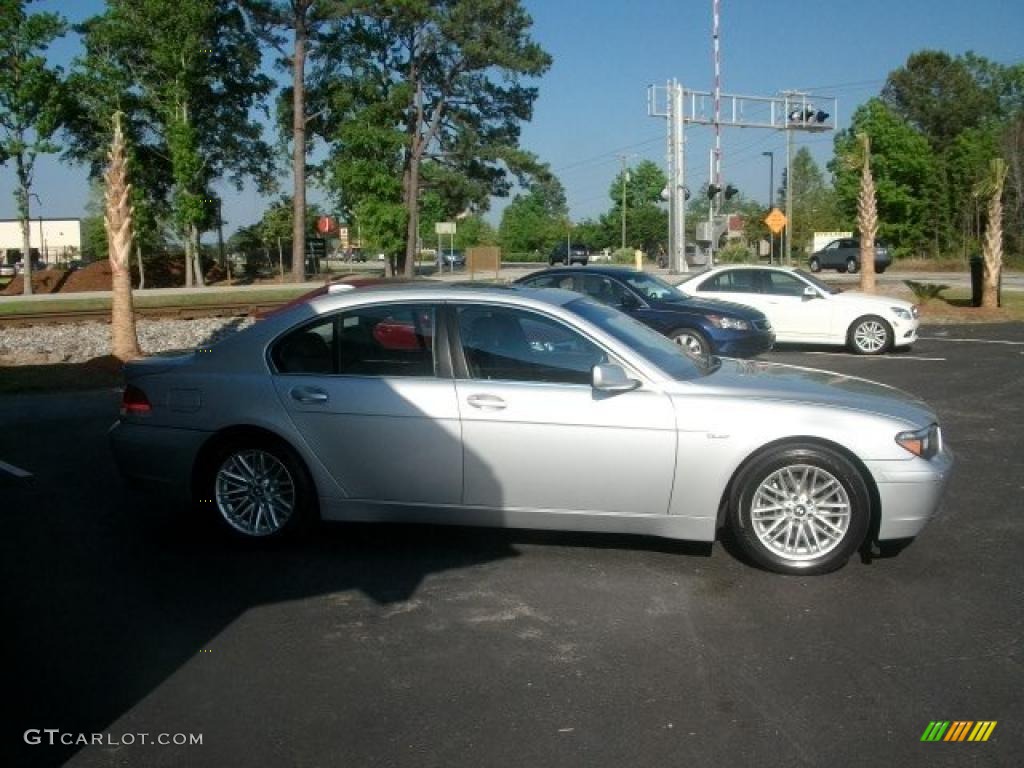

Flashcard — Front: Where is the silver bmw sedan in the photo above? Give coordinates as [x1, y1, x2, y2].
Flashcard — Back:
[109, 284, 952, 575]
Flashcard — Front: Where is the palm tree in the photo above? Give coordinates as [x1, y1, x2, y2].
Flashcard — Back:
[856, 133, 878, 294]
[975, 158, 1008, 309]
[105, 112, 142, 361]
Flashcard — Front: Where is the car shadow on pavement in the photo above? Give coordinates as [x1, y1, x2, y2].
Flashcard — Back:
[1, 388, 519, 767]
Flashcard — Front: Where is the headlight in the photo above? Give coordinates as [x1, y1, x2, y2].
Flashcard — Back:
[707, 315, 750, 330]
[896, 424, 941, 459]
[890, 306, 912, 320]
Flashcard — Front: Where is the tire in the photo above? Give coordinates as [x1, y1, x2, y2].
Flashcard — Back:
[809, 257, 821, 273]
[669, 327, 711, 362]
[728, 443, 870, 575]
[847, 315, 892, 355]
[197, 435, 314, 541]
[846, 257, 859, 274]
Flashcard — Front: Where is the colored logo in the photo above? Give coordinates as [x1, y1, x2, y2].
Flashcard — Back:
[921, 721, 997, 742]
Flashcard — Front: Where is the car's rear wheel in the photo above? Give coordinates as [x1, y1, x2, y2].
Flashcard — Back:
[848, 315, 892, 355]
[729, 444, 870, 575]
[809, 257, 821, 273]
[846, 257, 859, 273]
[198, 436, 313, 541]
[669, 327, 710, 362]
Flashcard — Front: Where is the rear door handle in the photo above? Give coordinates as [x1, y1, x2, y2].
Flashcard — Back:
[466, 394, 507, 411]
[290, 387, 329, 404]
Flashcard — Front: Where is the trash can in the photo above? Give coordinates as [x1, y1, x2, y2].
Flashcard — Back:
[969, 255, 983, 307]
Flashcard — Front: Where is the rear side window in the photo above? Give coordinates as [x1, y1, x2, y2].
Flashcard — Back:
[273, 304, 436, 377]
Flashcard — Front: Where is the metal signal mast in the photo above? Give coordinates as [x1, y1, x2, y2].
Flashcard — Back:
[649, 1, 837, 272]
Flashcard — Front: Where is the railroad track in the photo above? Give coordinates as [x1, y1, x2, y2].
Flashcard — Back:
[0, 300, 286, 328]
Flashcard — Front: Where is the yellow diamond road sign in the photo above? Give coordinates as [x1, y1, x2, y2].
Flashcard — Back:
[764, 208, 787, 234]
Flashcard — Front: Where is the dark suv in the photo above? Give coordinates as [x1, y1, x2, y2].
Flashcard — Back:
[809, 238, 891, 274]
[549, 242, 589, 266]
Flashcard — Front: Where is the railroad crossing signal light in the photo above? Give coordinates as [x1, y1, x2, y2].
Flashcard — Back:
[724, 184, 738, 200]
[707, 184, 721, 199]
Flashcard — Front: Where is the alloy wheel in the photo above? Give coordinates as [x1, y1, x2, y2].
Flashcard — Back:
[750, 464, 851, 561]
[215, 449, 296, 537]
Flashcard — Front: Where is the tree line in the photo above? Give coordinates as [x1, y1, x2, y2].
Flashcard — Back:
[1, 0, 550, 295]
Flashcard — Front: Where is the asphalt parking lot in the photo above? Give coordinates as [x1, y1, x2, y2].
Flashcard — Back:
[2, 323, 1022, 767]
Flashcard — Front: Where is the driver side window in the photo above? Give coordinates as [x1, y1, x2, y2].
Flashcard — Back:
[763, 272, 806, 297]
[457, 306, 607, 385]
[579, 275, 631, 307]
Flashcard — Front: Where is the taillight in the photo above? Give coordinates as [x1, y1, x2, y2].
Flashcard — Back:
[121, 385, 152, 415]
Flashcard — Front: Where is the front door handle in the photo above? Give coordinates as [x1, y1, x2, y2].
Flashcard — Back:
[290, 387, 329, 404]
[466, 394, 507, 411]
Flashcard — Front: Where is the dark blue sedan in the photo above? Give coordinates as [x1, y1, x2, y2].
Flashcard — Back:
[516, 266, 774, 359]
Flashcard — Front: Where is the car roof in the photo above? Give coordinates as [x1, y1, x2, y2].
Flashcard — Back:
[521, 265, 645, 278]
[305, 281, 581, 313]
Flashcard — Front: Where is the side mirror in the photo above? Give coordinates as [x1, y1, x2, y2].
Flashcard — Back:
[592, 363, 640, 393]
[802, 286, 820, 300]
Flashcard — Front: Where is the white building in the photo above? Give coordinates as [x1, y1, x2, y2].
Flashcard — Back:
[0, 218, 83, 263]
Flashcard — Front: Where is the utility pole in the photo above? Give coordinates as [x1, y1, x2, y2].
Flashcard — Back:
[785, 114, 794, 265]
[618, 154, 632, 250]
[762, 151, 774, 264]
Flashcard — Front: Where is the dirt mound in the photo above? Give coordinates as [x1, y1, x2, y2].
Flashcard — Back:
[62, 261, 116, 292]
[1, 267, 73, 295]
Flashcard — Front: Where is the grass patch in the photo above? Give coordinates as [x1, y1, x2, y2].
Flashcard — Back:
[918, 287, 1024, 324]
[0, 286, 313, 316]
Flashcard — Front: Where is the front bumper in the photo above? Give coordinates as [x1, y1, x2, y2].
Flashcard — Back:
[715, 330, 775, 359]
[108, 420, 209, 501]
[866, 444, 954, 540]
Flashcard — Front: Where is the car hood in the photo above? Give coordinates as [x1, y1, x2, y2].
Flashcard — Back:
[830, 290, 914, 312]
[688, 358, 936, 426]
[649, 294, 766, 321]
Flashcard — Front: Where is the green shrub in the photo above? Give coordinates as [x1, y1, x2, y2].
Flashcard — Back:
[717, 243, 755, 264]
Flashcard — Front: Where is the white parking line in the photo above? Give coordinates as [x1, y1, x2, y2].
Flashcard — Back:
[0, 460, 32, 478]
[921, 336, 1024, 346]
[799, 352, 947, 361]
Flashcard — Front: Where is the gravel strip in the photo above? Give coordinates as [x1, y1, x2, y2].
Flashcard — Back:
[0, 317, 255, 365]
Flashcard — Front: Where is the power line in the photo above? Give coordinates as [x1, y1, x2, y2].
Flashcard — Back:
[552, 135, 664, 173]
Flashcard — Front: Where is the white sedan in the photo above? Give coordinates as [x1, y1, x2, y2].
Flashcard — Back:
[677, 265, 919, 355]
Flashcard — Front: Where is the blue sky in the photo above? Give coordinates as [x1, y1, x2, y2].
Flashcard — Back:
[2, 0, 1022, 236]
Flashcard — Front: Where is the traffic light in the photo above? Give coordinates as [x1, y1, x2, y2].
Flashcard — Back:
[724, 184, 738, 200]
[815, 110, 829, 123]
[707, 184, 721, 199]
[683, 186, 691, 200]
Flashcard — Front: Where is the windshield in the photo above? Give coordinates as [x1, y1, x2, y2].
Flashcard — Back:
[620, 272, 683, 301]
[795, 269, 841, 294]
[566, 297, 713, 380]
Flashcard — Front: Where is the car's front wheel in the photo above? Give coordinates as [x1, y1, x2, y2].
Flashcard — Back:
[846, 257, 859, 273]
[197, 435, 313, 541]
[669, 327, 710, 362]
[848, 315, 892, 355]
[729, 444, 870, 574]
[808, 257, 821, 273]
